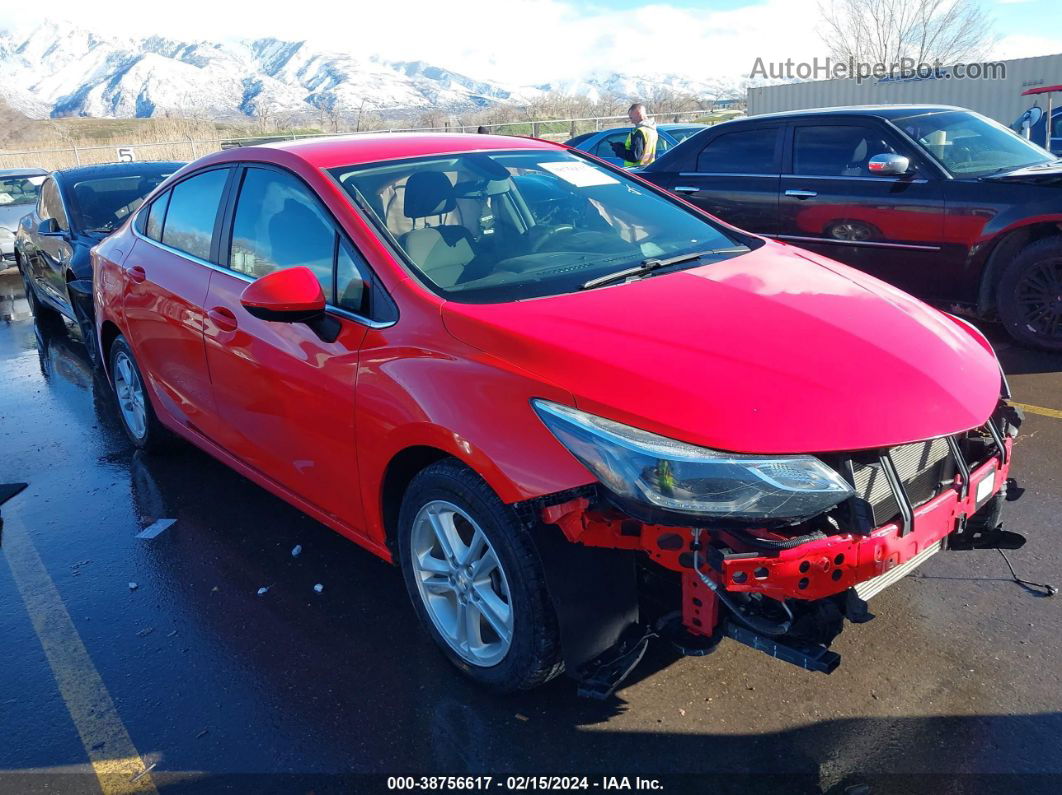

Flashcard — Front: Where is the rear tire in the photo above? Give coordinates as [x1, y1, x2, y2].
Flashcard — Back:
[108, 336, 169, 451]
[997, 237, 1062, 351]
[397, 459, 564, 692]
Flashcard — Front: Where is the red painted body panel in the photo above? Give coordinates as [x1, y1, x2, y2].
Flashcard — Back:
[204, 268, 369, 528]
[239, 266, 326, 313]
[92, 133, 1006, 572]
[120, 238, 218, 430]
[443, 239, 1001, 453]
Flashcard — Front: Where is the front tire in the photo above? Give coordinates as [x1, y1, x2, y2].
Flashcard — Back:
[397, 459, 564, 692]
[997, 237, 1062, 351]
[108, 336, 169, 451]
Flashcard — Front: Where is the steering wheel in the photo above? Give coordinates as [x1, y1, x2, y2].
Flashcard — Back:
[529, 224, 576, 253]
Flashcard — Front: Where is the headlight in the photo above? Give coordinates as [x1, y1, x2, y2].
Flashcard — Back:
[532, 400, 854, 521]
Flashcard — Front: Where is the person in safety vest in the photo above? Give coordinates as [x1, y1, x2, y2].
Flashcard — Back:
[610, 103, 659, 167]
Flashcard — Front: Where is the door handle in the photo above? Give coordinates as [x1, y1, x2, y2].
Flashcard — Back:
[128, 265, 147, 283]
[672, 186, 700, 193]
[207, 306, 238, 333]
[784, 189, 818, 199]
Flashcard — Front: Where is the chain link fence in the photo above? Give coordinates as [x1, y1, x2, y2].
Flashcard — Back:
[0, 110, 731, 171]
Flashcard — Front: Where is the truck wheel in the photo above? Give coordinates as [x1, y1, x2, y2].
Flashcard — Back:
[108, 336, 169, 451]
[397, 459, 564, 692]
[997, 237, 1062, 351]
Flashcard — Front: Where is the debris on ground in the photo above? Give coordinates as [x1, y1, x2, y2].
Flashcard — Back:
[128, 582, 139, 591]
[130, 762, 157, 783]
[136, 518, 177, 540]
[195, 728, 209, 739]
[291, 544, 302, 557]
[166, 630, 178, 638]
[313, 583, 324, 594]
[257, 586, 270, 596]
[136, 627, 155, 638]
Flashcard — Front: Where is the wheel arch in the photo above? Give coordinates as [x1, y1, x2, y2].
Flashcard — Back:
[98, 320, 123, 377]
[978, 221, 1062, 315]
[379, 445, 454, 555]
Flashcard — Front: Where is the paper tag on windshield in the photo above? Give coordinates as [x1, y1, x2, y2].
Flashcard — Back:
[539, 161, 618, 187]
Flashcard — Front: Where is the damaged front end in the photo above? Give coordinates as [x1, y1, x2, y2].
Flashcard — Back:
[522, 401, 1024, 699]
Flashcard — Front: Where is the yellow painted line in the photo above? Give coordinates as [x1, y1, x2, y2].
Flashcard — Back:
[1012, 401, 1062, 420]
[1, 507, 157, 794]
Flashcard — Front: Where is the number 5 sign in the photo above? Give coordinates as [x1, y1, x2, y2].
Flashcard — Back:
[116, 147, 136, 162]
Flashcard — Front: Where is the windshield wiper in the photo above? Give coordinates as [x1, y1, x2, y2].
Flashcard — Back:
[580, 247, 748, 290]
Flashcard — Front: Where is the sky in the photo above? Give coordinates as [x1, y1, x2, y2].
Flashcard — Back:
[0, 0, 1058, 85]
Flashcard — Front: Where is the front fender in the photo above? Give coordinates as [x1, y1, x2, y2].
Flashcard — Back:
[355, 335, 594, 545]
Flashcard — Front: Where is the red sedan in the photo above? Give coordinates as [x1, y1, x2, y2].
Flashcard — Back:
[91, 133, 1022, 694]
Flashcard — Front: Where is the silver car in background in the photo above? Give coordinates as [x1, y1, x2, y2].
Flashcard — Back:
[0, 168, 49, 268]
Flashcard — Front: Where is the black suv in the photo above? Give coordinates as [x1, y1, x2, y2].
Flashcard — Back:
[640, 105, 1062, 350]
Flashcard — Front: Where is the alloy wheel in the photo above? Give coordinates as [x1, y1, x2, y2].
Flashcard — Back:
[410, 499, 514, 667]
[1015, 257, 1062, 340]
[113, 351, 148, 440]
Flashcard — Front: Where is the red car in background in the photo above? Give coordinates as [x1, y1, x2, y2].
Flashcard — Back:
[89, 133, 1022, 694]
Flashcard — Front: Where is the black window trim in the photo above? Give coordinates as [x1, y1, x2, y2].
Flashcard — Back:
[216, 162, 395, 329]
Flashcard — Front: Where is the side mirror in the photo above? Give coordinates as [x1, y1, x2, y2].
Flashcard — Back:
[867, 153, 912, 176]
[39, 218, 65, 236]
[240, 267, 339, 342]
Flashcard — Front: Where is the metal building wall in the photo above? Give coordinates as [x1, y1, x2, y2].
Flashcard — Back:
[747, 53, 1062, 125]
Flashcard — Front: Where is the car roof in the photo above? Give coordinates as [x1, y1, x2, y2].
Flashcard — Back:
[54, 161, 186, 182]
[739, 105, 968, 122]
[0, 167, 49, 177]
[252, 132, 563, 169]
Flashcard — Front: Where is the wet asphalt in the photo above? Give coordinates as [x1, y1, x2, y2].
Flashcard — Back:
[0, 267, 1061, 794]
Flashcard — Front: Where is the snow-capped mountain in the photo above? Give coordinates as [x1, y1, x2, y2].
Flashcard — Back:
[0, 21, 745, 120]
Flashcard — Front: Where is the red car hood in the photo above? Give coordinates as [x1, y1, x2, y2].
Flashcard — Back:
[441, 242, 1002, 454]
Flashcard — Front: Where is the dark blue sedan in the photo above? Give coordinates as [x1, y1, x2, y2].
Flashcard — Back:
[565, 124, 709, 166]
[15, 161, 183, 364]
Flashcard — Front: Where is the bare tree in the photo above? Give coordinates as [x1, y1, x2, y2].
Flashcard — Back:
[820, 0, 995, 66]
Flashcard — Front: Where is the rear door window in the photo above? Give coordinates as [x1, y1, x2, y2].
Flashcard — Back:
[161, 169, 229, 261]
[595, 132, 630, 158]
[695, 128, 781, 174]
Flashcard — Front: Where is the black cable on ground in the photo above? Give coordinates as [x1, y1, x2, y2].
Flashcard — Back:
[996, 547, 1057, 596]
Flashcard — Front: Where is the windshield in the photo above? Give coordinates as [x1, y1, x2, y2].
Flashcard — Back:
[330, 150, 748, 303]
[893, 110, 1055, 177]
[68, 169, 175, 232]
[0, 175, 46, 207]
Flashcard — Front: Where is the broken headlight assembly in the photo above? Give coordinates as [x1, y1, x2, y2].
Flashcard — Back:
[532, 400, 854, 522]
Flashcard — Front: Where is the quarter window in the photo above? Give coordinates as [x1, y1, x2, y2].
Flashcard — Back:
[145, 192, 170, 241]
[228, 167, 335, 297]
[793, 125, 898, 177]
[336, 243, 372, 315]
[695, 128, 780, 173]
[161, 169, 229, 261]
